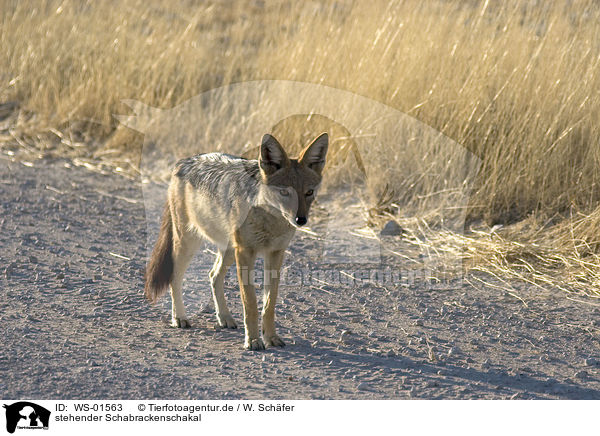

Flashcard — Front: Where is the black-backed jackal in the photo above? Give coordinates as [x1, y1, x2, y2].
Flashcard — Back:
[145, 133, 328, 350]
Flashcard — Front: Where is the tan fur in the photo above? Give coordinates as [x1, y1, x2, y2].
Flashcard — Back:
[145, 133, 328, 350]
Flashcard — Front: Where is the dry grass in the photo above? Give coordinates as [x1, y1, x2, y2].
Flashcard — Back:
[2, 0, 600, 294]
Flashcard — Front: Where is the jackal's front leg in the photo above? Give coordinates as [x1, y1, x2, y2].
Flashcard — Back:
[263, 249, 285, 347]
[235, 247, 263, 350]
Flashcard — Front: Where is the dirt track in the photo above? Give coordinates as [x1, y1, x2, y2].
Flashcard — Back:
[1, 157, 600, 399]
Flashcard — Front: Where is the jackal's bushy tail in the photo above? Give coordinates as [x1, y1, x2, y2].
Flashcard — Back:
[145, 203, 174, 303]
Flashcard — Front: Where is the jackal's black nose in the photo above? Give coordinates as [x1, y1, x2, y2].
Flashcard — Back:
[295, 216, 307, 226]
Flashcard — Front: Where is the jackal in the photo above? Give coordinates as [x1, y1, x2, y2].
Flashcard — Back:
[145, 133, 328, 350]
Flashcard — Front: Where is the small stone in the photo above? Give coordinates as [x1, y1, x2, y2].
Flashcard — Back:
[357, 382, 371, 391]
[584, 358, 598, 366]
[380, 220, 403, 236]
[29, 255, 38, 264]
[413, 319, 424, 327]
[575, 370, 588, 379]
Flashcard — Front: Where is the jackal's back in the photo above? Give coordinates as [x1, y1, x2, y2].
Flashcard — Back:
[175, 153, 260, 200]
[172, 153, 263, 248]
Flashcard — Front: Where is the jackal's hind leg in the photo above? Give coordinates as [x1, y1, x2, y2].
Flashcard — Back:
[209, 248, 237, 328]
[170, 232, 202, 328]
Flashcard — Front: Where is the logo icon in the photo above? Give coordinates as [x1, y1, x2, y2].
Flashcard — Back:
[3, 402, 50, 434]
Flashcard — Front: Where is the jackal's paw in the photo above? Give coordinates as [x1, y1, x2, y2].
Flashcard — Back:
[217, 313, 238, 329]
[171, 318, 191, 328]
[244, 338, 266, 351]
[265, 335, 286, 348]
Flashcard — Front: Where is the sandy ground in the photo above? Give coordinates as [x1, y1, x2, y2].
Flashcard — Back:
[1, 157, 600, 400]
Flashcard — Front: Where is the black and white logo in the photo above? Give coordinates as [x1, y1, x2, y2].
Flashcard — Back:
[3, 402, 50, 434]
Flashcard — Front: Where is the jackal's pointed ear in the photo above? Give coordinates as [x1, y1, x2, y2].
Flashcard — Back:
[259, 134, 289, 175]
[299, 133, 328, 175]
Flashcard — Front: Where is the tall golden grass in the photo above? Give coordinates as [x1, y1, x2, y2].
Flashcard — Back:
[2, 0, 600, 294]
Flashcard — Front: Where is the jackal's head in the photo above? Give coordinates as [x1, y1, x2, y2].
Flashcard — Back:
[257, 133, 328, 227]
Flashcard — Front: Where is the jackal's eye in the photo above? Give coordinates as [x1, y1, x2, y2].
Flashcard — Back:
[306, 190, 314, 197]
[279, 188, 290, 196]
